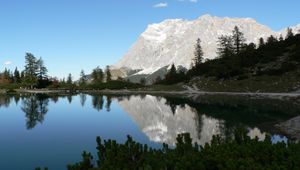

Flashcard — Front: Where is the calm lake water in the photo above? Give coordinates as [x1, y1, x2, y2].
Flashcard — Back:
[0, 93, 300, 170]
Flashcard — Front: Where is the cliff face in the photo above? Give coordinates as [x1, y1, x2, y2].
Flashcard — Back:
[114, 15, 300, 79]
[116, 15, 277, 72]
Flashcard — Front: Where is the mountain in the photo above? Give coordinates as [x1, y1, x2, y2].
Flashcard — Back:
[117, 95, 267, 145]
[117, 95, 225, 145]
[114, 15, 300, 82]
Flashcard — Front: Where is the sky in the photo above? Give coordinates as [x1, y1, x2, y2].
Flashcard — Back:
[1, 0, 299, 79]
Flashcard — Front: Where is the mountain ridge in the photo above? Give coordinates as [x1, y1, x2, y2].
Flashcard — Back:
[113, 14, 300, 81]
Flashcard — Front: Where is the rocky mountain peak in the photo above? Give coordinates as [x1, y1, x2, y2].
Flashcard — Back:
[114, 15, 298, 76]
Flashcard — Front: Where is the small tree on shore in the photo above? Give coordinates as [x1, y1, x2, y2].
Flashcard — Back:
[67, 73, 73, 85]
[79, 70, 87, 86]
[14, 67, 21, 83]
[91, 67, 104, 84]
[105, 66, 112, 82]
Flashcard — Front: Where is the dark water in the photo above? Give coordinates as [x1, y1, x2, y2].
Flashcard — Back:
[0, 93, 299, 170]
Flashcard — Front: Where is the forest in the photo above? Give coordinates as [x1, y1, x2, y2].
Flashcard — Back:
[158, 27, 300, 85]
[0, 53, 142, 90]
[1, 26, 299, 91]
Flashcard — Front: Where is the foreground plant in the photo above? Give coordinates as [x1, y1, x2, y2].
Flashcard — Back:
[65, 128, 300, 170]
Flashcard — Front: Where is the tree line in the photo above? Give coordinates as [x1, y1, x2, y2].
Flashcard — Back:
[0, 53, 143, 90]
[0, 53, 49, 88]
[157, 26, 300, 84]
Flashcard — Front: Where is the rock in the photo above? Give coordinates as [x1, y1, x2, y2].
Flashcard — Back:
[277, 116, 300, 139]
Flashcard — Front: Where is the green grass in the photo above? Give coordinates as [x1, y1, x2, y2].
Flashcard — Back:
[145, 84, 185, 92]
[0, 84, 21, 91]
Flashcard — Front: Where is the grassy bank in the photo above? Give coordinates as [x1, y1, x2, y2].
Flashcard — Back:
[186, 71, 300, 93]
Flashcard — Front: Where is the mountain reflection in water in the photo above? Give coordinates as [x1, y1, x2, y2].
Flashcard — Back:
[117, 95, 226, 145]
[0, 93, 298, 170]
[0, 93, 298, 145]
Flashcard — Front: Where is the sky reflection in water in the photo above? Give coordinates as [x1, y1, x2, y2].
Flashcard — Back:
[0, 93, 296, 170]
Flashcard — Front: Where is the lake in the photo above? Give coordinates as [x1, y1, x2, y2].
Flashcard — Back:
[0, 93, 299, 170]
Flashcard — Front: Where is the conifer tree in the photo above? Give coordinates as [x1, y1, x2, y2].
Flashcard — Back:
[105, 66, 112, 82]
[267, 35, 278, 44]
[165, 64, 177, 84]
[37, 57, 48, 81]
[279, 34, 284, 41]
[91, 66, 104, 83]
[232, 26, 246, 54]
[14, 67, 21, 83]
[217, 35, 234, 58]
[258, 37, 265, 47]
[3, 68, 11, 82]
[285, 27, 294, 39]
[20, 71, 25, 80]
[79, 70, 86, 86]
[193, 38, 204, 67]
[140, 78, 146, 86]
[24, 53, 38, 88]
[67, 73, 73, 85]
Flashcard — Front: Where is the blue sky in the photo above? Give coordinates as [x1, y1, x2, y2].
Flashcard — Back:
[1, 0, 299, 79]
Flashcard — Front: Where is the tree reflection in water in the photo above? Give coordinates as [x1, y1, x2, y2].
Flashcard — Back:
[92, 95, 104, 111]
[21, 94, 49, 129]
[0, 93, 298, 143]
[67, 95, 72, 103]
[105, 96, 112, 112]
[0, 95, 12, 108]
[80, 93, 87, 107]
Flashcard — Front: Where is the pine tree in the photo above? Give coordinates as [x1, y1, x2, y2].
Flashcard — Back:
[91, 66, 104, 84]
[232, 26, 246, 54]
[140, 78, 146, 86]
[279, 34, 284, 41]
[193, 38, 204, 67]
[3, 68, 11, 81]
[67, 73, 73, 85]
[105, 66, 112, 82]
[14, 67, 21, 83]
[165, 64, 178, 84]
[258, 37, 265, 47]
[267, 35, 278, 44]
[79, 70, 86, 86]
[37, 57, 48, 81]
[285, 27, 294, 39]
[217, 35, 234, 58]
[24, 53, 38, 88]
[20, 71, 25, 80]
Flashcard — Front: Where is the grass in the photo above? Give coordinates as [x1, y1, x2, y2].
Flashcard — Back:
[187, 70, 300, 93]
[144, 84, 185, 92]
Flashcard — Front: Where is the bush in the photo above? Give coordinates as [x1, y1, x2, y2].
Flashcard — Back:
[65, 128, 300, 170]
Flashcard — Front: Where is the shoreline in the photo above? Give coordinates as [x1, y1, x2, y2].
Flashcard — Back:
[7, 89, 300, 98]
